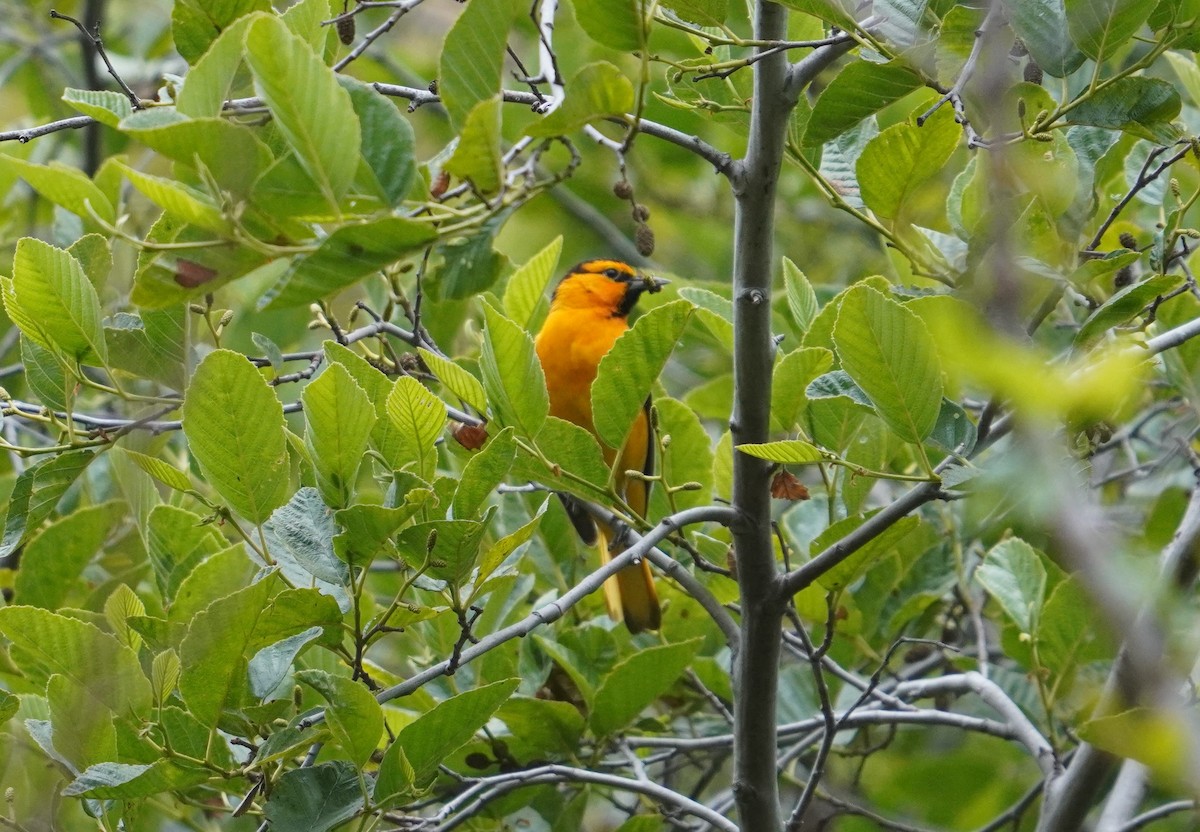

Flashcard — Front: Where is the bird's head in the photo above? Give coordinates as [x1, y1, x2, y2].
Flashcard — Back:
[550, 259, 669, 318]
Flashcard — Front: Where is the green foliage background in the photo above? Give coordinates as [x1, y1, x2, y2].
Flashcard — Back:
[0, 0, 1198, 830]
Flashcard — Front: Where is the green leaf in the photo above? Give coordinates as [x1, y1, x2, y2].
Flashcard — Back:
[497, 696, 585, 757]
[20, 339, 70, 411]
[167, 544, 256, 633]
[339, 76, 417, 207]
[117, 163, 230, 233]
[677, 286, 733, 350]
[659, 0, 727, 26]
[874, 0, 932, 47]
[323, 342, 412, 470]
[63, 761, 208, 798]
[396, 518, 490, 584]
[1000, 0, 1086, 77]
[857, 106, 960, 220]
[178, 577, 276, 729]
[525, 62, 635, 138]
[503, 236, 563, 329]
[575, 0, 646, 51]
[245, 15, 360, 206]
[1074, 273, 1183, 347]
[10, 237, 108, 363]
[182, 349, 290, 524]
[1065, 77, 1182, 144]
[0, 450, 95, 559]
[928, 399, 977, 455]
[1038, 576, 1113, 673]
[518, 416, 611, 501]
[172, 0, 269, 63]
[146, 505, 227, 604]
[445, 96, 504, 194]
[834, 286, 943, 444]
[263, 488, 350, 598]
[386, 376, 448, 481]
[260, 216, 436, 310]
[736, 440, 826, 464]
[476, 499, 547, 588]
[977, 538, 1047, 633]
[771, 347, 835, 431]
[1065, 0, 1156, 62]
[589, 639, 702, 737]
[377, 678, 520, 799]
[176, 15, 255, 117]
[651, 397, 715, 514]
[454, 428, 517, 519]
[592, 299, 694, 450]
[14, 501, 127, 610]
[418, 349, 488, 415]
[803, 61, 922, 148]
[264, 762, 364, 832]
[303, 362, 376, 508]
[0, 606, 152, 714]
[810, 514, 919, 592]
[61, 88, 132, 127]
[438, 0, 519, 128]
[481, 305, 549, 438]
[1077, 708, 1188, 778]
[249, 626, 322, 698]
[783, 258, 819, 336]
[436, 211, 510, 301]
[118, 109, 274, 195]
[0, 157, 116, 225]
[296, 670, 384, 767]
[117, 447, 192, 494]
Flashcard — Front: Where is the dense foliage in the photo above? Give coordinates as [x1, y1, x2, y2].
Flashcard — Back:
[1, 0, 1200, 829]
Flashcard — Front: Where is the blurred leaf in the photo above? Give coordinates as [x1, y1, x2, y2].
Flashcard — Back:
[1075, 273, 1183, 346]
[1000, 0, 1086, 77]
[1077, 708, 1187, 780]
[182, 350, 290, 524]
[497, 696, 585, 757]
[575, 0, 647, 51]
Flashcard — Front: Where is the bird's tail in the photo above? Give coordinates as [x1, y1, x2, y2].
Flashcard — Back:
[597, 526, 661, 634]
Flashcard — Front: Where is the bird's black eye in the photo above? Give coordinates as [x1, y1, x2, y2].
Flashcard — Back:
[604, 268, 621, 279]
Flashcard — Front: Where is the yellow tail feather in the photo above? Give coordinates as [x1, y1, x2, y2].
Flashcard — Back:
[597, 527, 662, 634]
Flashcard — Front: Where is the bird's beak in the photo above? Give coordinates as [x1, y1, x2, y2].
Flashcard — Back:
[631, 274, 669, 294]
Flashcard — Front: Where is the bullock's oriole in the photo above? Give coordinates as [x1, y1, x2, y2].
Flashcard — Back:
[534, 259, 668, 633]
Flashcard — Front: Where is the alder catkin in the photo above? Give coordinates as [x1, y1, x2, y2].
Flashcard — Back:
[337, 16, 355, 44]
[612, 179, 633, 199]
[1119, 232, 1139, 249]
[635, 223, 655, 256]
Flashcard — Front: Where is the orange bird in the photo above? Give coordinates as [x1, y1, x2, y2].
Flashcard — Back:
[534, 259, 668, 633]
